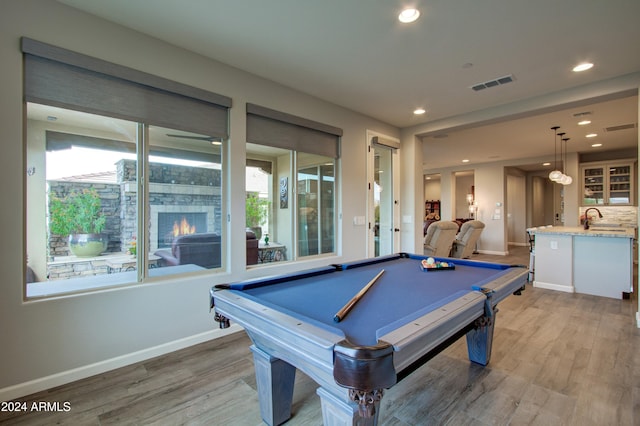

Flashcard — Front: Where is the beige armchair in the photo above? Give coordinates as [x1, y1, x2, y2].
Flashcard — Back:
[451, 220, 485, 258]
[423, 221, 459, 257]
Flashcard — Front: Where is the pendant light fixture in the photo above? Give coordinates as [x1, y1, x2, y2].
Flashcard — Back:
[555, 132, 568, 183]
[559, 136, 572, 185]
[548, 126, 562, 181]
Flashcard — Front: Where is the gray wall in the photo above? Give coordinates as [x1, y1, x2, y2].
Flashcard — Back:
[506, 174, 526, 245]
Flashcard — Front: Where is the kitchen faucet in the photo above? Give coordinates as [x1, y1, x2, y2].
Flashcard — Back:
[583, 207, 603, 230]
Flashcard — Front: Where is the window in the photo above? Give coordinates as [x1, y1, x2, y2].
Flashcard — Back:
[23, 38, 230, 298]
[246, 146, 291, 265]
[245, 104, 341, 264]
[298, 156, 335, 256]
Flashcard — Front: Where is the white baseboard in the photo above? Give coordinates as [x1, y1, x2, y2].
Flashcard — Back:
[508, 242, 529, 247]
[477, 249, 508, 256]
[533, 281, 575, 293]
[0, 324, 243, 402]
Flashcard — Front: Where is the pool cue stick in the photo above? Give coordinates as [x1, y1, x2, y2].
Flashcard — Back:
[333, 269, 385, 323]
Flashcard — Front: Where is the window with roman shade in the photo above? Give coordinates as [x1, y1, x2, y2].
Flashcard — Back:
[23, 38, 231, 298]
[245, 104, 341, 261]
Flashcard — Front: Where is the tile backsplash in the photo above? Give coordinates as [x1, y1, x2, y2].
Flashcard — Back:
[578, 206, 638, 227]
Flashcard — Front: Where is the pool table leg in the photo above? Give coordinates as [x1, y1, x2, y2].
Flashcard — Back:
[250, 345, 296, 426]
[317, 387, 380, 426]
[465, 306, 497, 366]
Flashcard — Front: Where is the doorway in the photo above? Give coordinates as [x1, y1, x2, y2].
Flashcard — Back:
[531, 174, 559, 226]
[367, 132, 399, 257]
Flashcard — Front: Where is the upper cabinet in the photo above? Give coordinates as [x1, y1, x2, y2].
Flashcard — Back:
[581, 160, 635, 206]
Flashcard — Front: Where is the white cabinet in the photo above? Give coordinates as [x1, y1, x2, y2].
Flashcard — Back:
[573, 235, 633, 299]
[534, 233, 574, 293]
[533, 227, 635, 299]
[581, 160, 634, 206]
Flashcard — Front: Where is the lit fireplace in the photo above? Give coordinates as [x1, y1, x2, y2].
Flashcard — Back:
[157, 212, 207, 248]
[172, 217, 196, 237]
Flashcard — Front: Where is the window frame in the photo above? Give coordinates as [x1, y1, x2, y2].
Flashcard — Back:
[23, 37, 230, 299]
[245, 128, 340, 266]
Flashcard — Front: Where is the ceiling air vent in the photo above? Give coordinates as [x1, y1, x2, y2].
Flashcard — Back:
[471, 74, 514, 91]
[572, 111, 592, 117]
[604, 123, 637, 132]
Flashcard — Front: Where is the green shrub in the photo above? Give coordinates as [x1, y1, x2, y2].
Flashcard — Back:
[246, 192, 269, 228]
[49, 188, 106, 235]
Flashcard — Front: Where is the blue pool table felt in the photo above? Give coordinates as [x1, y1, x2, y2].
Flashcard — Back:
[229, 255, 512, 346]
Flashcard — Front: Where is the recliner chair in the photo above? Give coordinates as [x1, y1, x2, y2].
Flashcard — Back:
[155, 232, 222, 268]
[451, 220, 485, 258]
[155, 230, 259, 268]
[246, 229, 258, 265]
[423, 221, 459, 257]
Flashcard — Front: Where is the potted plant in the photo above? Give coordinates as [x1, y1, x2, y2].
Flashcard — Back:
[49, 188, 107, 257]
[246, 192, 269, 240]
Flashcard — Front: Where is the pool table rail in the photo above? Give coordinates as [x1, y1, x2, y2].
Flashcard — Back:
[213, 289, 344, 356]
[473, 266, 528, 303]
[381, 290, 486, 371]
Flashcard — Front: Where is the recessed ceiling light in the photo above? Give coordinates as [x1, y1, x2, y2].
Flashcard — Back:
[462, 159, 469, 163]
[591, 143, 603, 147]
[413, 108, 426, 115]
[586, 133, 598, 138]
[573, 62, 594, 72]
[425, 176, 431, 180]
[398, 8, 420, 23]
[543, 162, 551, 166]
[578, 120, 591, 126]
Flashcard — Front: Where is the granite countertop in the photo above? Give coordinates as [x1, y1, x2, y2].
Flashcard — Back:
[533, 226, 635, 238]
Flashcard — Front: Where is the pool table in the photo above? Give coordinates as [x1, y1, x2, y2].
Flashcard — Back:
[210, 253, 527, 426]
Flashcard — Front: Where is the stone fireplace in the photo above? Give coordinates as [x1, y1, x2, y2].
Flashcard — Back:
[120, 160, 222, 253]
[146, 183, 220, 252]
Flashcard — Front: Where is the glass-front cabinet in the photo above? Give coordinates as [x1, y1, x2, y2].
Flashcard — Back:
[581, 160, 635, 206]
[608, 164, 632, 204]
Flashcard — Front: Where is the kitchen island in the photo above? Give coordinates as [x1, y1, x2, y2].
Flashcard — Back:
[533, 226, 635, 299]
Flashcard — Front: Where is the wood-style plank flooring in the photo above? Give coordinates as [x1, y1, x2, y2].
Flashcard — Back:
[2, 246, 639, 425]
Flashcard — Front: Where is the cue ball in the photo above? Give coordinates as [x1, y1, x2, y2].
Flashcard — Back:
[426, 257, 435, 264]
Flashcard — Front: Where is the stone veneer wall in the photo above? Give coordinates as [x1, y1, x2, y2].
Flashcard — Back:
[117, 160, 222, 252]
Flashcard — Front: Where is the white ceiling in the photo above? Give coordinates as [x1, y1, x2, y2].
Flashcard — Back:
[422, 95, 638, 171]
[57, 0, 640, 171]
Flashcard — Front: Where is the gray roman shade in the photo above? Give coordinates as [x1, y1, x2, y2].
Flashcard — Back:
[371, 136, 400, 150]
[246, 103, 342, 158]
[46, 131, 221, 164]
[246, 158, 273, 174]
[22, 37, 231, 139]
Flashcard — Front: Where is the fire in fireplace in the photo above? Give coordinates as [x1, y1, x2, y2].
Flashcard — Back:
[173, 217, 196, 237]
[157, 213, 207, 248]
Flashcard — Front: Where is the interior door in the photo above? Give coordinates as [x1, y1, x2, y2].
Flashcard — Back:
[367, 133, 399, 257]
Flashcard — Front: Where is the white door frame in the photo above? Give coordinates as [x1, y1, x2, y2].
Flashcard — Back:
[366, 130, 401, 258]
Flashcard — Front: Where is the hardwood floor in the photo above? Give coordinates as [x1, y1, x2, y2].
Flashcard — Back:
[2, 246, 639, 425]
